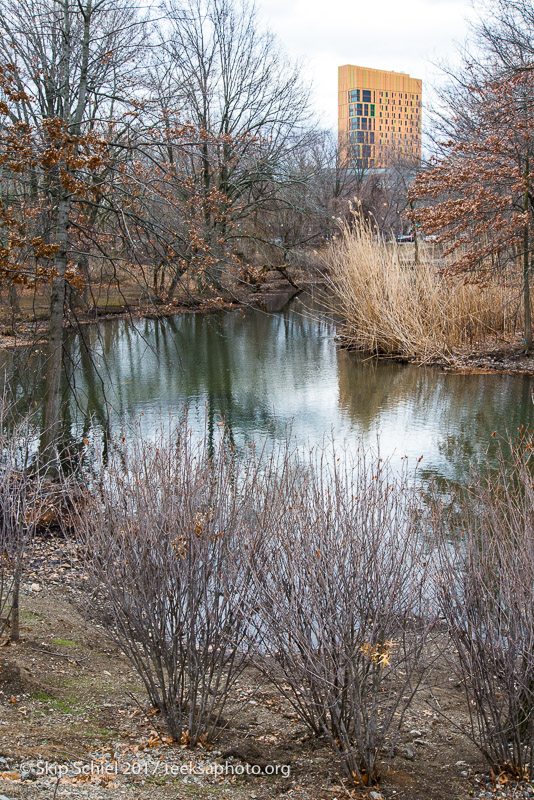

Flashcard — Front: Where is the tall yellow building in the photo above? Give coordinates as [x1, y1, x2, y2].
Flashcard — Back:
[338, 65, 422, 170]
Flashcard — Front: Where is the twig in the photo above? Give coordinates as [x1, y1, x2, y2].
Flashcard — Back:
[30, 646, 89, 666]
[338, 775, 356, 797]
[52, 773, 61, 800]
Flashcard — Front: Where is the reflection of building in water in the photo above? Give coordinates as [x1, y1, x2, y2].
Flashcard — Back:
[338, 65, 422, 170]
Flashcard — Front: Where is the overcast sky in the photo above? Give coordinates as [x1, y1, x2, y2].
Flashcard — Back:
[256, 0, 479, 130]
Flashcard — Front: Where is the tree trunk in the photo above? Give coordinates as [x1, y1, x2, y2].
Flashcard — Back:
[10, 563, 20, 643]
[524, 156, 532, 353]
[165, 265, 186, 303]
[39, 195, 70, 470]
[524, 242, 532, 353]
[8, 282, 20, 315]
[70, 253, 90, 310]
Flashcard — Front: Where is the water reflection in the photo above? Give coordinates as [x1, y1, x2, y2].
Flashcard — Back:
[1, 297, 533, 483]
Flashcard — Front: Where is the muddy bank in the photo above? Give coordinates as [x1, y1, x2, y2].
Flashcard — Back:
[336, 334, 534, 377]
[0, 279, 303, 352]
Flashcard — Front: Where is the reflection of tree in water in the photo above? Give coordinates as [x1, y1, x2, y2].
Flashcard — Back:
[64, 307, 324, 447]
[3, 306, 534, 486]
[337, 349, 534, 484]
[430, 375, 534, 480]
[0, 331, 113, 466]
[0, 345, 42, 415]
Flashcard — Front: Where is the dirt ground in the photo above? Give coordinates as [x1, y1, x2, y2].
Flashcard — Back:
[438, 338, 534, 376]
[0, 537, 532, 800]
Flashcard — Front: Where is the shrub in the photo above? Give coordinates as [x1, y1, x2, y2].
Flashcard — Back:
[72, 426, 265, 744]
[433, 432, 534, 778]
[249, 445, 433, 786]
[0, 407, 41, 642]
[72, 427, 434, 779]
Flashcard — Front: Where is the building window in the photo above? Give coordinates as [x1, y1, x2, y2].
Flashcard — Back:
[349, 89, 360, 102]
[362, 90, 371, 102]
[356, 103, 363, 116]
[349, 104, 354, 117]
[370, 104, 375, 117]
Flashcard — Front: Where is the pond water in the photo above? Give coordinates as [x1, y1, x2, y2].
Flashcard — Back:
[3, 296, 534, 483]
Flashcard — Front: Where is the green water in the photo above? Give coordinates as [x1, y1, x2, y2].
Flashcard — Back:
[3, 297, 534, 482]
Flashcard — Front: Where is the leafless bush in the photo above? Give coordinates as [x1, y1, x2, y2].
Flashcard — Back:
[248, 445, 433, 786]
[71, 426, 266, 744]
[71, 427, 435, 775]
[0, 405, 41, 642]
[432, 432, 534, 778]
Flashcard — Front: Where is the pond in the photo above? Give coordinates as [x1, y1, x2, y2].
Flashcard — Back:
[3, 296, 534, 483]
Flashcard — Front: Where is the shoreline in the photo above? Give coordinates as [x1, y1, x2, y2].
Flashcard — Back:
[336, 336, 534, 377]
[0, 285, 301, 353]
[4, 290, 534, 378]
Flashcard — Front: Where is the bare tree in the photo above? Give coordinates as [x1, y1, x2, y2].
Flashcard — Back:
[0, 0, 148, 466]
[146, 0, 316, 294]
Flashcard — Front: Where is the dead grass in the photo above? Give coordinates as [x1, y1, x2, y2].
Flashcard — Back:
[323, 216, 521, 363]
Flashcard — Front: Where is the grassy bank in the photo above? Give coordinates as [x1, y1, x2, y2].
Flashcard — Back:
[323, 218, 521, 363]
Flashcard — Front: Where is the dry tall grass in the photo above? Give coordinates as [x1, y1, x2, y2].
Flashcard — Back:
[323, 217, 520, 362]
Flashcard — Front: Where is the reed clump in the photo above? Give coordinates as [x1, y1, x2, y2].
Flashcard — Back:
[323, 215, 519, 362]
